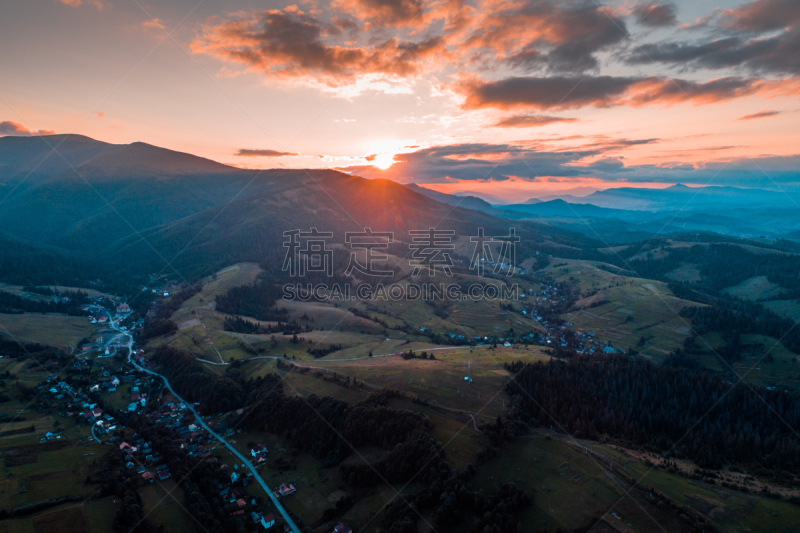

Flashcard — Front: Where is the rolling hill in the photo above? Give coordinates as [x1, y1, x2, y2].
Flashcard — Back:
[0, 135, 599, 285]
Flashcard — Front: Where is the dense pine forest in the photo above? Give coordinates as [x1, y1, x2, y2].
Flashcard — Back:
[506, 355, 800, 475]
[616, 241, 800, 298]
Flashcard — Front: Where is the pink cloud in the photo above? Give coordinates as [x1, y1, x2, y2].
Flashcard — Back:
[191, 10, 446, 86]
[54, 0, 104, 9]
[0, 121, 55, 137]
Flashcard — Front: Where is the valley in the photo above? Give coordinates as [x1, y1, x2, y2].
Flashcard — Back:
[1, 136, 800, 533]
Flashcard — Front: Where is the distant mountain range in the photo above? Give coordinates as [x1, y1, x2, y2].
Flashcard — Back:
[549, 183, 800, 211]
[502, 199, 640, 219]
[404, 181, 800, 244]
[405, 184, 498, 213]
[451, 190, 509, 205]
[2, 134, 799, 289]
[0, 135, 597, 286]
[523, 186, 597, 202]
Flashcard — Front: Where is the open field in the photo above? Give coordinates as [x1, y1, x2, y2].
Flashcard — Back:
[84, 497, 118, 533]
[664, 263, 702, 283]
[0, 314, 96, 351]
[256, 345, 550, 417]
[139, 481, 195, 533]
[474, 436, 624, 532]
[0, 283, 115, 302]
[722, 275, 788, 301]
[694, 333, 800, 391]
[765, 299, 800, 321]
[158, 261, 541, 369]
[622, 457, 800, 532]
[475, 434, 800, 533]
[0, 441, 102, 509]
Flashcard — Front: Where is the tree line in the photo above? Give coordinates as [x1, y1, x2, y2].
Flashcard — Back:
[0, 289, 90, 315]
[222, 316, 306, 335]
[506, 354, 800, 474]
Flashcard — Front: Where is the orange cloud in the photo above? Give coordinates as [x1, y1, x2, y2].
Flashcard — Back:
[54, 0, 103, 9]
[191, 10, 446, 86]
[142, 19, 166, 31]
[0, 121, 55, 137]
[331, 0, 425, 28]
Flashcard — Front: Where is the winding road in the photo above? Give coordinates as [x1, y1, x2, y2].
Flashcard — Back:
[107, 316, 302, 533]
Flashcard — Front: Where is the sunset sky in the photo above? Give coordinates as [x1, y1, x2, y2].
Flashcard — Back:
[1, 0, 799, 200]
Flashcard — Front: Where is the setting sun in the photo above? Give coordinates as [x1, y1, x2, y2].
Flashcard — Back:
[371, 152, 396, 170]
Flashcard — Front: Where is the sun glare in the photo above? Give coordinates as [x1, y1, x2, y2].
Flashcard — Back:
[371, 152, 396, 170]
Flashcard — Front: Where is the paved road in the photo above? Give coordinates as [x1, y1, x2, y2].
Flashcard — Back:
[107, 318, 302, 533]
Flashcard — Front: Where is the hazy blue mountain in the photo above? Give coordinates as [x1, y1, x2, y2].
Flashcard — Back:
[0, 135, 599, 281]
[579, 184, 798, 211]
[523, 186, 597, 202]
[451, 190, 508, 205]
[500, 199, 650, 220]
[405, 184, 497, 213]
[0, 134, 234, 183]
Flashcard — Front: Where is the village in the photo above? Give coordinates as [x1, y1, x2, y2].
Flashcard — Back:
[19, 293, 348, 533]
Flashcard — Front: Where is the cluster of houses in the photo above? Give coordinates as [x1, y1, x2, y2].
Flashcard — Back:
[518, 283, 620, 355]
[40, 373, 126, 435]
[128, 384, 148, 412]
[118, 438, 172, 482]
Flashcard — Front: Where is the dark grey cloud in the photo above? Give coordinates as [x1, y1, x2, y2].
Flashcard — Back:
[738, 110, 780, 120]
[467, 0, 629, 74]
[459, 75, 637, 110]
[492, 114, 578, 128]
[720, 0, 800, 32]
[236, 148, 300, 157]
[632, 3, 678, 27]
[457, 75, 771, 111]
[342, 142, 600, 182]
[626, 30, 800, 75]
[339, 142, 800, 188]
